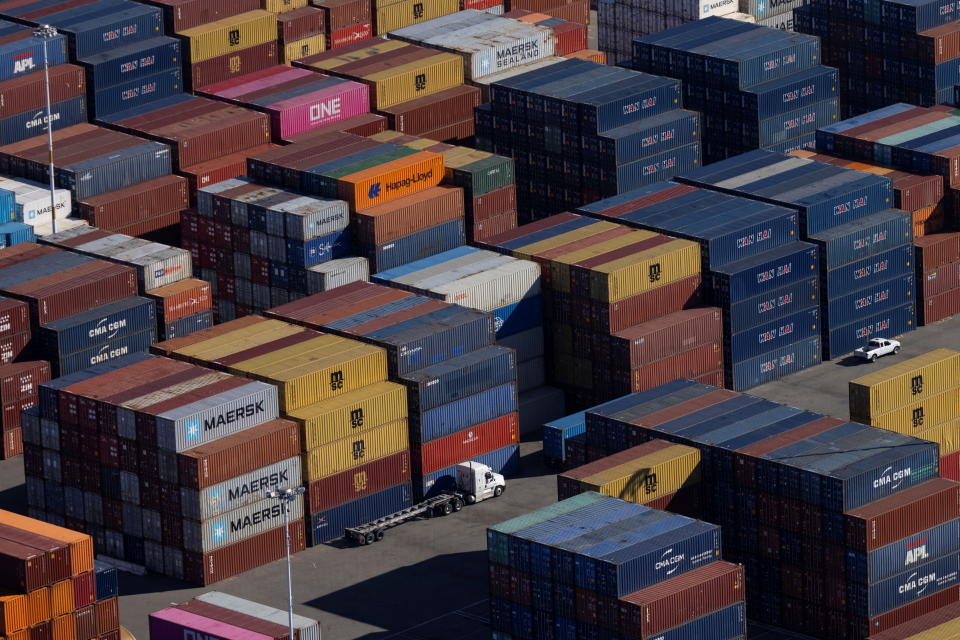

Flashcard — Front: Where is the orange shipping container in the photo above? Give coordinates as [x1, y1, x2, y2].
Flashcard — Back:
[0, 511, 93, 575]
[4, 629, 28, 640]
[339, 151, 444, 208]
[25, 588, 48, 627]
[0, 595, 27, 635]
[49, 581, 73, 618]
[50, 613, 76, 640]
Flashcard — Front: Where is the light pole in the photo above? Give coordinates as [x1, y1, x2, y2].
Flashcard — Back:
[32, 24, 58, 235]
[265, 486, 305, 640]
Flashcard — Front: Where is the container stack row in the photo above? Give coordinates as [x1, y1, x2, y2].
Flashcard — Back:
[476, 212, 717, 408]
[0, 509, 119, 640]
[22, 351, 306, 584]
[675, 149, 920, 362]
[37, 225, 213, 341]
[372, 130, 518, 243]
[915, 233, 960, 325]
[186, 176, 364, 322]
[584, 377, 958, 639]
[370, 246, 565, 432]
[0, 360, 49, 460]
[794, 0, 960, 115]
[149, 313, 412, 547]
[150, 592, 321, 640]
[475, 58, 700, 221]
[487, 493, 747, 640]
[507, 0, 590, 25]
[266, 281, 521, 501]
[312, 0, 374, 52]
[276, 4, 327, 64]
[577, 181, 825, 391]
[849, 348, 960, 481]
[633, 18, 838, 162]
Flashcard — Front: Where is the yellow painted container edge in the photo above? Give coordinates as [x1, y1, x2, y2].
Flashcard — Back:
[868, 387, 960, 433]
[179, 11, 277, 64]
[292, 381, 408, 449]
[303, 418, 409, 481]
[364, 55, 464, 109]
[849, 349, 960, 417]
[283, 34, 326, 63]
[904, 613, 960, 639]
[173, 322, 306, 361]
[912, 418, 960, 456]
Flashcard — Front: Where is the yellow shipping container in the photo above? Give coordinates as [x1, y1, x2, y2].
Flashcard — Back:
[578, 444, 700, 504]
[363, 54, 464, 109]
[228, 335, 388, 410]
[903, 615, 960, 639]
[169, 320, 306, 364]
[913, 417, 960, 456]
[549, 230, 655, 293]
[868, 387, 960, 434]
[589, 238, 701, 302]
[178, 10, 277, 64]
[510, 221, 620, 261]
[301, 40, 407, 70]
[288, 381, 408, 449]
[303, 418, 409, 481]
[374, 0, 459, 34]
[283, 34, 325, 63]
[850, 349, 960, 418]
[264, 0, 308, 11]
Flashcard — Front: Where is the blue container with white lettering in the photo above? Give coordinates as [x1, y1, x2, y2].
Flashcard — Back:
[728, 306, 820, 362]
[38, 0, 163, 58]
[725, 335, 822, 391]
[709, 242, 820, 303]
[162, 310, 214, 341]
[398, 345, 517, 414]
[599, 143, 701, 194]
[308, 482, 413, 545]
[37, 296, 156, 358]
[752, 97, 838, 148]
[824, 273, 914, 327]
[763, 132, 817, 155]
[743, 65, 839, 120]
[809, 209, 913, 270]
[822, 244, 914, 295]
[725, 276, 819, 333]
[824, 302, 916, 360]
[543, 411, 586, 464]
[371, 219, 465, 273]
[418, 443, 519, 498]
[56, 141, 172, 200]
[586, 110, 700, 165]
[849, 552, 960, 617]
[0, 222, 34, 248]
[285, 229, 351, 267]
[91, 68, 183, 119]
[412, 382, 518, 443]
[0, 96, 87, 144]
[54, 327, 156, 377]
[93, 561, 118, 601]
[847, 519, 960, 585]
[492, 296, 542, 339]
[0, 188, 14, 222]
[0, 34, 68, 83]
[79, 35, 181, 89]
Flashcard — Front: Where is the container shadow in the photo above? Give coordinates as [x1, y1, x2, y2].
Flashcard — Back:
[0, 479, 26, 512]
[834, 355, 869, 367]
[516, 447, 550, 479]
[116, 570, 193, 597]
[304, 550, 489, 640]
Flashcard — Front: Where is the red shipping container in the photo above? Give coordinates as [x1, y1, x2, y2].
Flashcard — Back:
[113, 210, 183, 238]
[315, 0, 371, 30]
[379, 85, 481, 136]
[0, 363, 50, 405]
[463, 0, 502, 9]
[179, 143, 278, 197]
[869, 600, 960, 639]
[327, 22, 372, 49]
[93, 597, 118, 635]
[626, 342, 723, 393]
[77, 175, 188, 229]
[0, 65, 84, 119]
[919, 287, 960, 325]
[71, 571, 94, 609]
[591, 274, 703, 333]
[141, 0, 261, 31]
[470, 184, 516, 221]
[858, 586, 960, 637]
[0, 331, 30, 366]
[919, 261, 960, 298]
[278, 6, 325, 42]
[183, 519, 306, 586]
[353, 186, 464, 245]
[413, 413, 519, 476]
[28, 620, 50, 640]
[472, 211, 518, 243]
[548, 21, 587, 56]
[308, 449, 410, 513]
[145, 278, 213, 323]
[190, 42, 279, 92]
[74, 606, 96, 640]
[942, 450, 960, 482]
[1, 427, 22, 459]
[618, 562, 744, 638]
[609, 307, 722, 369]
[0, 297, 29, 340]
[914, 233, 960, 270]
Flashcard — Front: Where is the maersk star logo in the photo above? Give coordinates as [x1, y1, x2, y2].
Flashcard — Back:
[208, 489, 223, 509]
[757, 0, 766, 13]
[211, 520, 226, 543]
[184, 419, 201, 441]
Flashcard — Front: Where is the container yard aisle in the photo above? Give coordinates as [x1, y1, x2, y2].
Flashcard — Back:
[0, 312, 950, 639]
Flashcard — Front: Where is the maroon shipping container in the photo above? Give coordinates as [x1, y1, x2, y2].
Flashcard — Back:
[549, 21, 587, 55]
[557, 440, 676, 499]
[618, 562, 744, 638]
[379, 85, 481, 136]
[0, 297, 29, 340]
[279, 5, 325, 41]
[0, 523, 70, 583]
[943, 450, 960, 482]
[845, 477, 960, 551]
[472, 211, 518, 243]
[694, 369, 724, 387]
[624, 342, 723, 394]
[94, 597, 118, 634]
[919, 261, 960, 298]
[77, 175, 188, 229]
[183, 518, 306, 586]
[418, 118, 474, 143]
[644, 486, 702, 518]
[190, 41, 279, 92]
[315, 0, 371, 30]
[538, 0, 590, 23]
[0, 330, 30, 366]
[75, 605, 96, 640]
[591, 274, 703, 333]
[145, 278, 212, 322]
[858, 586, 960, 637]
[179, 143, 277, 197]
[112, 210, 182, 238]
[177, 418, 301, 489]
[470, 184, 516, 220]
[141, 0, 261, 30]
[72, 571, 95, 609]
[29, 620, 50, 640]
[282, 113, 387, 143]
[894, 173, 944, 211]
[869, 600, 960, 639]
[920, 286, 960, 325]
[174, 600, 291, 640]
[353, 186, 464, 245]
[915, 233, 960, 270]
[308, 449, 410, 513]
[0, 426, 21, 459]
[0, 538, 47, 592]
[0, 362, 50, 405]
[413, 413, 519, 475]
[609, 307, 722, 369]
[0, 65, 84, 119]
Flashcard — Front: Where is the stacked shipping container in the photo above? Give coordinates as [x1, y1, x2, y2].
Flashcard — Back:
[266, 281, 521, 500]
[0, 509, 120, 640]
[150, 314, 412, 546]
[475, 58, 700, 221]
[311, 0, 373, 51]
[185, 176, 363, 321]
[487, 494, 746, 640]
[0, 361, 48, 460]
[37, 225, 214, 341]
[584, 377, 957, 639]
[150, 592, 321, 640]
[675, 149, 917, 361]
[915, 233, 960, 325]
[0, 175, 74, 237]
[850, 349, 960, 481]
[632, 18, 839, 162]
[277, 5, 327, 63]
[22, 352, 305, 584]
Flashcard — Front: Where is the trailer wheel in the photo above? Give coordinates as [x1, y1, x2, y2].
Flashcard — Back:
[364, 532, 376, 545]
[356, 535, 367, 546]
[451, 498, 463, 512]
[441, 501, 453, 515]
[375, 530, 384, 541]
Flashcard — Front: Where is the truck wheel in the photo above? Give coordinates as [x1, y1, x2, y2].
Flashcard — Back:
[465, 494, 477, 505]
[375, 530, 384, 541]
[442, 501, 453, 515]
[364, 532, 376, 545]
[494, 486, 504, 497]
[451, 498, 463, 512]
[870, 354, 877, 362]
[894, 346, 900, 354]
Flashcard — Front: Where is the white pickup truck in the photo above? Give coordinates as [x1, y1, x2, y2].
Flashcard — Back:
[854, 337, 901, 362]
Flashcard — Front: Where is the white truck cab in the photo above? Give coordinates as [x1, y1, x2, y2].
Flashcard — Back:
[456, 461, 506, 504]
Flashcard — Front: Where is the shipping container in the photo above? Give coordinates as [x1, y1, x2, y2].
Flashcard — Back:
[192, 592, 320, 640]
[287, 380, 407, 449]
[303, 418, 409, 482]
[178, 10, 277, 64]
[149, 606, 279, 639]
[419, 442, 518, 497]
[308, 449, 410, 513]
[825, 302, 916, 360]
[308, 482, 413, 544]
[414, 412, 518, 475]
[181, 456, 302, 521]
[850, 349, 960, 418]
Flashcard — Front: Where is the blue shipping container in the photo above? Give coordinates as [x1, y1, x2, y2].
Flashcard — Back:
[92, 69, 182, 118]
[0, 96, 86, 144]
[58, 141, 172, 200]
[37, 296, 156, 357]
[588, 110, 700, 165]
[847, 518, 960, 585]
[78, 35, 182, 89]
[824, 302, 916, 360]
[0, 34, 68, 83]
[285, 229, 351, 267]
[605, 143, 701, 194]
[725, 276, 820, 334]
[398, 345, 517, 413]
[726, 336, 822, 391]
[0, 222, 34, 248]
[742, 65, 839, 120]
[42, 1, 163, 58]
[492, 296, 542, 338]
[809, 209, 913, 270]
[852, 552, 960, 617]
[419, 444, 519, 498]
[727, 306, 821, 362]
[413, 382, 518, 443]
[763, 132, 817, 155]
[308, 482, 413, 545]
[542, 411, 587, 463]
[822, 244, 914, 295]
[372, 219, 466, 273]
[162, 309, 214, 340]
[752, 97, 838, 148]
[824, 273, 914, 327]
[93, 561, 118, 601]
[709, 242, 820, 302]
[55, 327, 156, 377]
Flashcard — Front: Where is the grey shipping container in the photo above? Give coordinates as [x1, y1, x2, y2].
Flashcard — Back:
[195, 592, 321, 640]
[180, 456, 303, 521]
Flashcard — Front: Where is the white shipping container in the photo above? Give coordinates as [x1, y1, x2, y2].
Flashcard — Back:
[281, 195, 350, 240]
[195, 592, 321, 640]
[741, 0, 808, 21]
[183, 495, 304, 553]
[306, 256, 369, 293]
[432, 260, 540, 310]
[180, 456, 303, 521]
[31, 216, 87, 237]
[0, 176, 72, 225]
